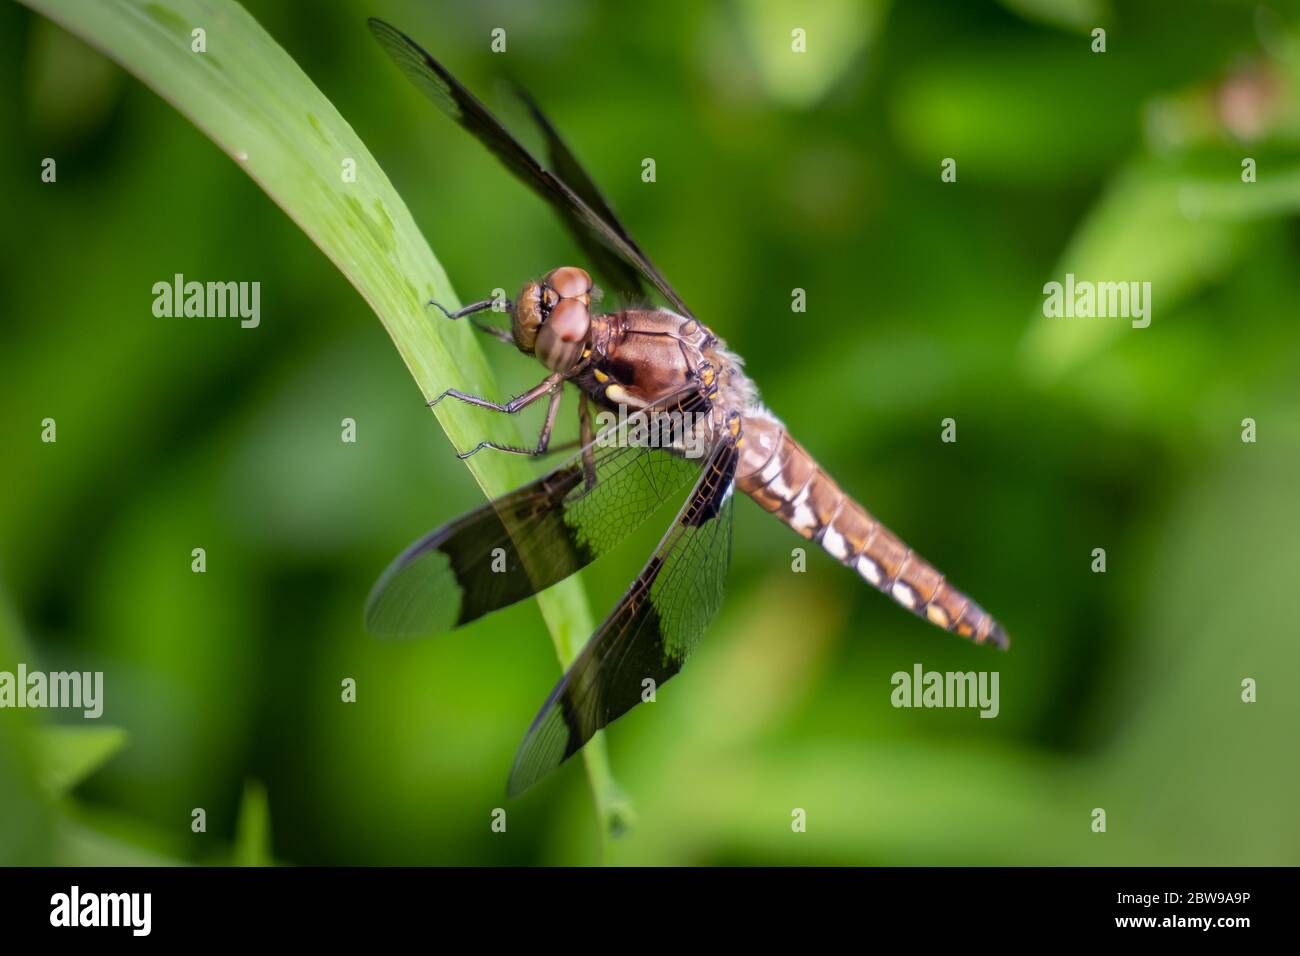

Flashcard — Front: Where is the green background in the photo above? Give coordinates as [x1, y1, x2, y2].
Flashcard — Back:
[3, 0, 1299, 865]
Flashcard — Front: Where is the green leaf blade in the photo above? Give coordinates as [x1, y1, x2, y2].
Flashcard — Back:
[37, 725, 129, 798]
[21, 0, 622, 842]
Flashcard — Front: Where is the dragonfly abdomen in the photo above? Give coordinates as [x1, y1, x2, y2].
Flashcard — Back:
[736, 414, 1008, 648]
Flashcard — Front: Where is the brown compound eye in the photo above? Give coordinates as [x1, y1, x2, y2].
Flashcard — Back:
[548, 297, 590, 342]
[511, 281, 544, 353]
[546, 266, 592, 300]
[535, 297, 591, 372]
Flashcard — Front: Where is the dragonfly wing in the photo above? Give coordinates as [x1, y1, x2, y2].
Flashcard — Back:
[507, 84, 635, 247]
[367, 18, 693, 315]
[505, 84, 684, 307]
[508, 439, 739, 795]
[365, 394, 707, 638]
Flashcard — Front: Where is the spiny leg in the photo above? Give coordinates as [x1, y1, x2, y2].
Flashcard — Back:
[459, 387, 564, 460]
[470, 319, 514, 345]
[534, 437, 582, 457]
[428, 371, 564, 414]
[428, 296, 507, 320]
[578, 394, 598, 489]
[428, 296, 514, 345]
[456, 434, 581, 460]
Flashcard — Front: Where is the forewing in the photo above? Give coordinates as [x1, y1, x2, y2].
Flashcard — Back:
[507, 440, 739, 796]
[367, 18, 692, 314]
[505, 84, 663, 303]
[508, 85, 634, 246]
[365, 401, 704, 638]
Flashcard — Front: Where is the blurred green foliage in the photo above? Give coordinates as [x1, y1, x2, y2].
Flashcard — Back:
[2, 0, 1298, 866]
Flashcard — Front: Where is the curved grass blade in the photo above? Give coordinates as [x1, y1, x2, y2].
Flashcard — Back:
[18, 0, 629, 843]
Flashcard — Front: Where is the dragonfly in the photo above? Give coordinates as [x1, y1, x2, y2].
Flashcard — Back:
[365, 18, 1010, 797]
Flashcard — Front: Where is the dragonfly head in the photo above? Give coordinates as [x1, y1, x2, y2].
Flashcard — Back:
[514, 266, 596, 371]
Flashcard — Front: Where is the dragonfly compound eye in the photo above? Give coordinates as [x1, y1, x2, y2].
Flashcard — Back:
[535, 297, 591, 372]
[512, 281, 544, 352]
[545, 266, 592, 301]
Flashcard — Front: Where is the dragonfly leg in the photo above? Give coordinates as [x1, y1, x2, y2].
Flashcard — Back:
[470, 318, 514, 345]
[428, 297, 511, 320]
[428, 297, 514, 345]
[578, 394, 598, 490]
[540, 437, 581, 456]
[458, 387, 564, 459]
[428, 372, 564, 412]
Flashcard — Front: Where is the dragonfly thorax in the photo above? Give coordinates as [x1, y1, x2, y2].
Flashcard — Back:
[514, 266, 595, 372]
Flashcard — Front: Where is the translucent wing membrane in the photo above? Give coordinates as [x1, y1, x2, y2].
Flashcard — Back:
[508, 441, 739, 796]
[367, 18, 692, 315]
[505, 84, 649, 299]
[509, 85, 633, 244]
[365, 401, 706, 638]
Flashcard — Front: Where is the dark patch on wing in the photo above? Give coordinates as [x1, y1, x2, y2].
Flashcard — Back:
[508, 440, 739, 795]
[365, 393, 708, 638]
